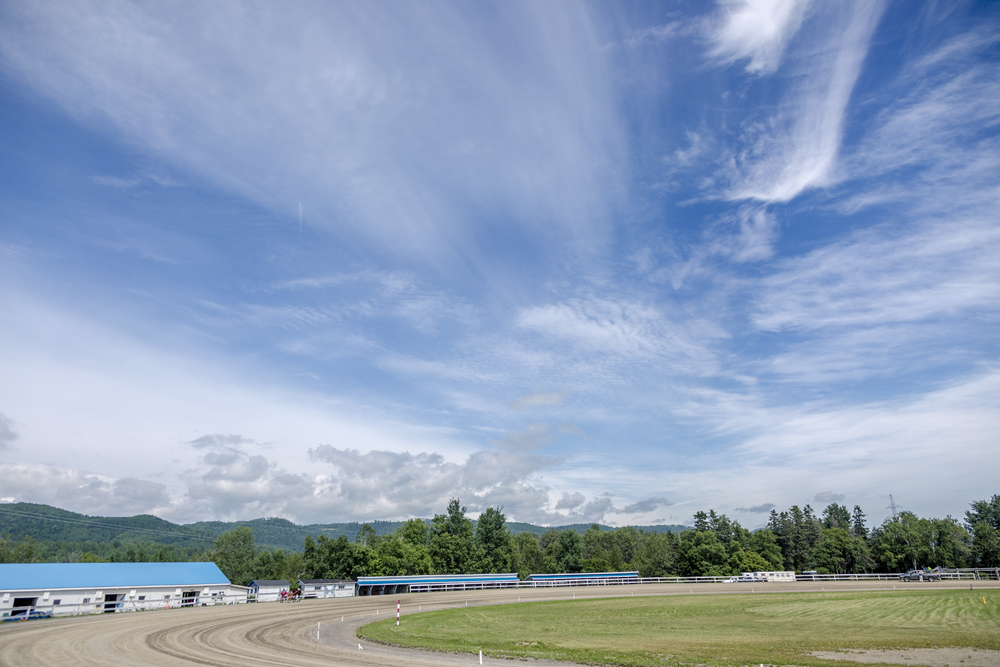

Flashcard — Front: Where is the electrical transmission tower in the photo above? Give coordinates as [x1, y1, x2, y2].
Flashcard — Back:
[886, 494, 901, 519]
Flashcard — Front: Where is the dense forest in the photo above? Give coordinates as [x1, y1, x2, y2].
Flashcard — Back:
[2, 495, 998, 586]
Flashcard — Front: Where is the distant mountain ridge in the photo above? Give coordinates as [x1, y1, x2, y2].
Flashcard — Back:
[0, 502, 689, 553]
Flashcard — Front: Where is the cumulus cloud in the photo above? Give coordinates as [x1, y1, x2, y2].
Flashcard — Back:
[813, 491, 845, 503]
[555, 491, 586, 510]
[0, 463, 171, 516]
[508, 388, 571, 410]
[0, 414, 17, 449]
[306, 426, 575, 523]
[178, 445, 316, 521]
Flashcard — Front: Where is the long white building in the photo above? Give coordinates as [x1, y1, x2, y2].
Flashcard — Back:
[0, 562, 244, 619]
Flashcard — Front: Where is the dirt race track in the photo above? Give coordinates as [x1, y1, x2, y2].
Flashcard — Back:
[1, 580, 997, 666]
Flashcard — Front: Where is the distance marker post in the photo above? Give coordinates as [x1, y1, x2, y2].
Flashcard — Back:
[397, 599, 400, 626]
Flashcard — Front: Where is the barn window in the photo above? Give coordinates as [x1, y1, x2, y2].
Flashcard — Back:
[83, 598, 90, 603]
[138, 596, 146, 601]
[53, 599, 61, 605]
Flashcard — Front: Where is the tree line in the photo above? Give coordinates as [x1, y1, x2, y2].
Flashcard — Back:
[4, 495, 999, 587]
[210, 495, 1000, 586]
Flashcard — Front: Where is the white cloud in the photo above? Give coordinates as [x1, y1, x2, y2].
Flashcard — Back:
[516, 297, 719, 376]
[709, 0, 811, 74]
[753, 216, 1000, 334]
[835, 30, 1000, 212]
[0, 463, 171, 517]
[0, 1, 625, 263]
[555, 491, 586, 510]
[720, 0, 888, 202]
[669, 368, 1000, 523]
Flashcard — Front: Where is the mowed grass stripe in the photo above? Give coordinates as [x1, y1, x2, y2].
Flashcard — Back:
[358, 590, 999, 666]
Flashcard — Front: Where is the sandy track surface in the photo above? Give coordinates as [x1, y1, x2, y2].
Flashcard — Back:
[1, 580, 996, 666]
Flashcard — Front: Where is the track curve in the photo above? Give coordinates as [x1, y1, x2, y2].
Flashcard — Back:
[1, 580, 995, 666]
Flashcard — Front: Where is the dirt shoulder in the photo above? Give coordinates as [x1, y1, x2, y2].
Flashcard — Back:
[811, 648, 1000, 667]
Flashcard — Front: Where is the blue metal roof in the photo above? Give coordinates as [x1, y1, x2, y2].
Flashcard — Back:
[357, 573, 518, 586]
[527, 571, 638, 581]
[0, 562, 230, 592]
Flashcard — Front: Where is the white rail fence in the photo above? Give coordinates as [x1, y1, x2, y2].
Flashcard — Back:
[5, 568, 997, 619]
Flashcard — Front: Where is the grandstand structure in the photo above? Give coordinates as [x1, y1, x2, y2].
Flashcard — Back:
[525, 571, 639, 586]
[356, 573, 519, 596]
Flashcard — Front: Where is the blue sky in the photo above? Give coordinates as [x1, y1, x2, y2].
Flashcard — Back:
[0, 0, 997, 528]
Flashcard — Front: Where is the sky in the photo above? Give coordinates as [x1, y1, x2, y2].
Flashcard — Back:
[0, 0, 997, 530]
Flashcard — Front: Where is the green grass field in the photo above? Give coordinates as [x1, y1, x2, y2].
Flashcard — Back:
[358, 590, 999, 666]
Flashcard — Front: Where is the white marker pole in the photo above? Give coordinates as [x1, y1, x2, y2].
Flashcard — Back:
[397, 599, 400, 626]
[317, 621, 320, 640]
[480, 649, 483, 664]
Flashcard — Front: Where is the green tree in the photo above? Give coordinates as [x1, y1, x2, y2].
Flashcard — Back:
[870, 512, 927, 571]
[676, 530, 728, 577]
[813, 528, 859, 574]
[929, 517, 971, 568]
[0, 535, 38, 563]
[212, 527, 257, 586]
[727, 544, 771, 574]
[304, 534, 370, 580]
[633, 531, 677, 577]
[966, 494, 1000, 531]
[822, 504, 851, 530]
[512, 531, 545, 578]
[581, 524, 616, 570]
[769, 505, 821, 571]
[612, 526, 643, 570]
[552, 529, 582, 573]
[355, 523, 378, 547]
[398, 519, 430, 548]
[851, 506, 868, 540]
[430, 499, 479, 574]
[371, 536, 432, 576]
[745, 529, 784, 570]
[475, 506, 514, 573]
[971, 522, 1000, 567]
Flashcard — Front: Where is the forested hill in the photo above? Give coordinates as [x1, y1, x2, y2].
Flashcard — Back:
[0, 503, 215, 548]
[0, 503, 689, 553]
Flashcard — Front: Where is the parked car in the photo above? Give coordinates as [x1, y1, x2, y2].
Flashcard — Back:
[900, 568, 940, 582]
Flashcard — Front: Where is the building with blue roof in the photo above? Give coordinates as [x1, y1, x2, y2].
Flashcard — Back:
[0, 562, 245, 619]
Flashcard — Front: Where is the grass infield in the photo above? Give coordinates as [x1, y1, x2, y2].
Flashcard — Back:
[357, 589, 999, 666]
